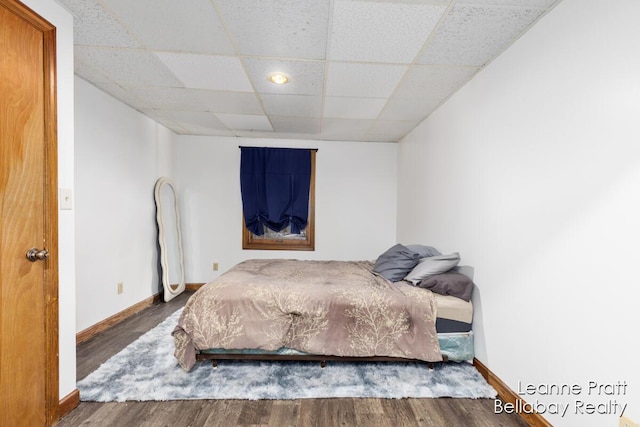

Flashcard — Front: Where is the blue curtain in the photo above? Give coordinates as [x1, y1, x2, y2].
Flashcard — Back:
[240, 147, 312, 236]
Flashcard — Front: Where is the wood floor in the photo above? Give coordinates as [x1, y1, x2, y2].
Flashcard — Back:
[58, 291, 529, 427]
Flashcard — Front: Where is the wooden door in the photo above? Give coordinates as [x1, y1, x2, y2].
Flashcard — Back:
[0, 0, 59, 426]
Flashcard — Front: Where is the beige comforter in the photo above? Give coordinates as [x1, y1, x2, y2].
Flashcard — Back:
[173, 259, 442, 371]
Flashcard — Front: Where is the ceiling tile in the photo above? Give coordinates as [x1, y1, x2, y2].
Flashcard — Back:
[233, 130, 277, 139]
[320, 118, 374, 141]
[271, 117, 322, 134]
[326, 62, 408, 98]
[260, 94, 323, 118]
[393, 65, 480, 99]
[215, 0, 330, 59]
[324, 97, 387, 119]
[366, 120, 422, 142]
[100, 0, 235, 55]
[243, 59, 325, 95]
[329, 0, 446, 63]
[193, 90, 265, 115]
[355, 0, 450, 4]
[160, 111, 233, 135]
[86, 79, 153, 110]
[417, 4, 545, 66]
[215, 114, 274, 131]
[126, 87, 210, 111]
[378, 98, 441, 121]
[457, 0, 556, 7]
[57, 0, 140, 48]
[74, 46, 183, 87]
[139, 109, 187, 133]
[155, 53, 253, 92]
[74, 60, 111, 84]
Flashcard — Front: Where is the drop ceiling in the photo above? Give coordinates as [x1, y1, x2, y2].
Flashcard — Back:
[56, 0, 560, 142]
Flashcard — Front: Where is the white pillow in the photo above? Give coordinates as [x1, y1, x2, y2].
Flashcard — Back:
[404, 252, 461, 285]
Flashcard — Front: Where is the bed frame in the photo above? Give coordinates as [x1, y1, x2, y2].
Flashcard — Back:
[196, 351, 446, 369]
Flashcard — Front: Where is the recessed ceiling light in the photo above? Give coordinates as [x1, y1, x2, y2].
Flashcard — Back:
[267, 72, 290, 85]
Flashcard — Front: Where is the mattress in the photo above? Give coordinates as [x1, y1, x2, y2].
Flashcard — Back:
[433, 293, 475, 361]
[438, 332, 474, 361]
[433, 293, 473, 333]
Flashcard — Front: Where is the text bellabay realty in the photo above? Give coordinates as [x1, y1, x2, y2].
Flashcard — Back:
[494, 380, 628, 417]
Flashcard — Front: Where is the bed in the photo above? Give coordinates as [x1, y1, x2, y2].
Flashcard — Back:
[173, 246, 475, 372]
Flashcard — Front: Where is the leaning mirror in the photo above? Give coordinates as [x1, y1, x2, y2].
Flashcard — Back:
[154, 177, 185, 302]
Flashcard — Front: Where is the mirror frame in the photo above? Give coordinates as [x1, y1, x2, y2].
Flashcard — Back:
[154, 177, 185, 302]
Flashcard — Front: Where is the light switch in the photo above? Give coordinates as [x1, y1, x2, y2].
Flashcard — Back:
[59, 188, 73, 210]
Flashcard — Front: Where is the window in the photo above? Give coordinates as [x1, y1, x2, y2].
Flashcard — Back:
[242, 149, 315, 251]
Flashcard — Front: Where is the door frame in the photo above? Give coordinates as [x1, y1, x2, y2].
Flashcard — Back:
[1, 0, 59, 424]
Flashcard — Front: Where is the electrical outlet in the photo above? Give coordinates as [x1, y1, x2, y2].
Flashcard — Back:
[212, 262, 219, 271]
[621, 416, 639, 427]
[117, 282, 123, 294]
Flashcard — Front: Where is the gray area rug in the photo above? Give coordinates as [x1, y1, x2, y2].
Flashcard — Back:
[78, 309, 497, 402]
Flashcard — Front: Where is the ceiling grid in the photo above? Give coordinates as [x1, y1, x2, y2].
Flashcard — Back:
[57, 0, 561, 142]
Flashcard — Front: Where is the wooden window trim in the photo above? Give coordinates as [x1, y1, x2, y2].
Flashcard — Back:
[242, 150, 315, 251]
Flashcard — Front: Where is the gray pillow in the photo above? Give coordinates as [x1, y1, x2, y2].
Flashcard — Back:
[405, 244, 441, 258]
[416, 271, 474, 302]
[404, 252, 460, 284]
[373, 244, 421, 282]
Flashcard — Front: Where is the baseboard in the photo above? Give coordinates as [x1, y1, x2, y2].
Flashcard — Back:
[59, 388, 80, 419]
[185, 282, 205, 291]
[76, 294, 161, 344]
[473, 358, 553, 427]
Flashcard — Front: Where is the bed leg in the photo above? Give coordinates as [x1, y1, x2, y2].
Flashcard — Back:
[212, 360, 218, 369]
[320, 360, 326, 368]
[428, 362, 434, 371]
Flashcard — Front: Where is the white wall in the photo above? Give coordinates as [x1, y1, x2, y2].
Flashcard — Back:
[74, 77, 175, 332]
[175, 136, 398, 282]
[397, 0, 640, 425]
[20, 0, 76, 402]
[72, 78, 398, 331]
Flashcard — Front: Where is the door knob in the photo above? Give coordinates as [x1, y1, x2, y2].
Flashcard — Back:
[26, 248, 49, 262]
